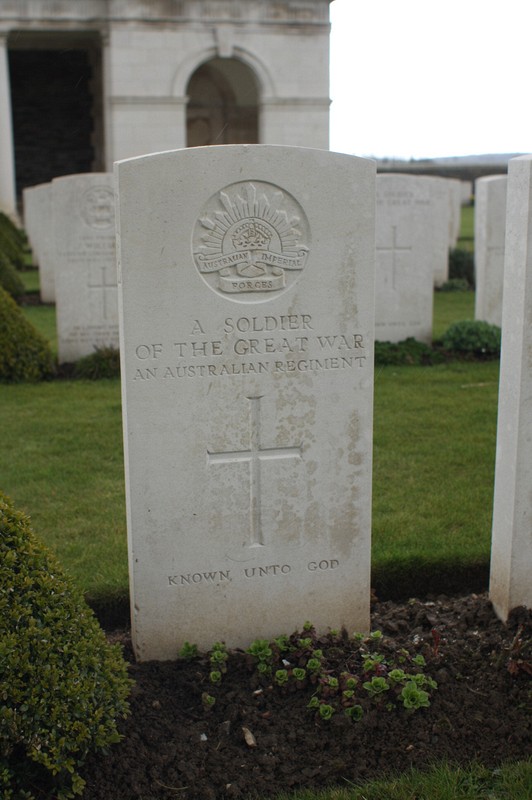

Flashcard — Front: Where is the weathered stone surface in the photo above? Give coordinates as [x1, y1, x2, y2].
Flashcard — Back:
[116, 145, 375, 660]
[23, 182, 55, 302]
[474, 175, 507, 327]
[375, 174, 435, 344]
[490, 155, 532, 620]
[53, 173, 118, 362]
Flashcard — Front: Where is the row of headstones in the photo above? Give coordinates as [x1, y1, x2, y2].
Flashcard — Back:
[474, 174, 508, 327]
[23, 171, 465, 365]
[23, 149, 530, 661]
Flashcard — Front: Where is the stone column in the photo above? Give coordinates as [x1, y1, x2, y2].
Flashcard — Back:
[0, 33, 17, 217]
[489, 155, 532, 621]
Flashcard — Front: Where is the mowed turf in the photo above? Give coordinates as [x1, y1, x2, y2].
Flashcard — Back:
[0, 351, 498, 605]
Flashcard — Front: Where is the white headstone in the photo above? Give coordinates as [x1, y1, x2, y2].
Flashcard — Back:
[375, 174, 435, 344]
[23, 182, 55, 302]
[116, 145, 376, 661]
[448, 178, 462, 248]
[474, 175, 507, 327]
[22, 184, 42, 261]
[421, 176, 452, 288]
[52, 173, 118, 363]
[460, 180, 472, 206]
[489, 155, 532, 621]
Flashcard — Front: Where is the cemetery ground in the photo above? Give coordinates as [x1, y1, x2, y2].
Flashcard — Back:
[2, 286, 530, 799]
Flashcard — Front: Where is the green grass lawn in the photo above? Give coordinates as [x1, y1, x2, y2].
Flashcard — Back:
[269, 760, 531, 800]
[432, 289, 474, 339]
[4, 291, 494, 606]
[458, 204, 474, 250]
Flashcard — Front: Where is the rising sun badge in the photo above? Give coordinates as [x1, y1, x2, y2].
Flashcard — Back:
[192, 181, 310, 299]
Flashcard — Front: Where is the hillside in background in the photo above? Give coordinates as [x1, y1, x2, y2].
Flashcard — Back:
[376, 153, 525, 181]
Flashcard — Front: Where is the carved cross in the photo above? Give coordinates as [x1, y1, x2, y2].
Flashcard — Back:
[207, 395, 301, 546]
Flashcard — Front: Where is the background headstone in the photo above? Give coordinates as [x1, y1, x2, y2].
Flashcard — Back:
[375, 174, 435, 344]
[448, 178, 462, 248]
[474, 175, 507, 327]
[23, 182, 55, 302]
[53, 173, 118, 363]
[490, 155, 532, 620]
[116, 145, 376, 661]
[429, 176, 454, 287]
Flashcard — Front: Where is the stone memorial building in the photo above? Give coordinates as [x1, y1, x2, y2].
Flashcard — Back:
[0, 0, 332, 217]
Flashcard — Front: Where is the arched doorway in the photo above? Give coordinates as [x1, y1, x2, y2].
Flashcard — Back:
[186, 57, 259, 147]
[8, 31, 104, 203]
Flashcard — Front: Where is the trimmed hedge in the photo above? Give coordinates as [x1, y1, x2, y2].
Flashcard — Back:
[0, 213, 27, 270]
[448, 247, 475, 288]
[0, 253, 25, 299]
[73, 346, 121, 380]
[0, 286, 55, 382]
[440, 319, 501, 357]
[0, 492, 132, 799]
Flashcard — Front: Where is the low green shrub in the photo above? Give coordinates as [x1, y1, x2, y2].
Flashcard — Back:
[439, 277, 471, 293]
[0, 492, 132, 799]
[0, 213, 27, 270]
[375, 337, 444, 366]
[73, 346, 121, 380]
[448, 247, 475, 288]
[440, 320, 501, 357]
[0, 253, 25, 299]
[0, 286, 55, 382]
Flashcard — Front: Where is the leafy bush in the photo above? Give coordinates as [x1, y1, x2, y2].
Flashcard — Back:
[0, 253, 25, 299]
[0, 286, 55, 382]
[439, 278, 470, 293]
[73, 346, 121, 380]
[448, 247, 475, 288]
[0, 213, 27, 270]
[0, 492, 132, 799]
[440, 320, 501, 357]
[375, 337, 444, 366]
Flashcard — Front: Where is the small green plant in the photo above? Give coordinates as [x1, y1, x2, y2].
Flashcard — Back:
[318, 703, 335, 721]
[247, 638, 274, 677]
[274, 669, 289, 686]
[388, 669, 408, 685]
[209, 670, 222, 685]
[344, 704, 363, 721]
[307, 696, 320, 710]
[201, 692, 216, 711]
[292, 667, 307, 682]
[210, 642, 229, 673]
[273, 634, 290, 652]
[306, 657, 322, 673]
[362, 652, 386, 672]
[363, 676, 390, 697]
[179, 641, 199, 660]
[400, 681, 431, 710]
[247, 638, 273, 661]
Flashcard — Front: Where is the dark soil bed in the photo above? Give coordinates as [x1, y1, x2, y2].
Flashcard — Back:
[79, 593, 531, 800]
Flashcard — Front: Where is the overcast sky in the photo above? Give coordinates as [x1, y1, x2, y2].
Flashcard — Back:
[329, 0, 531, 160]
